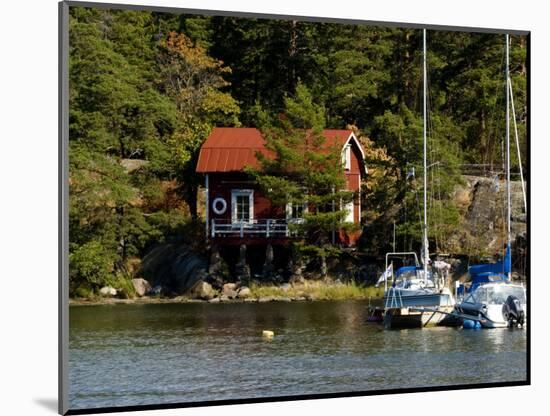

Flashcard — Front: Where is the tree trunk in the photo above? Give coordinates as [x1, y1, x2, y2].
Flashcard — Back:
[115, 205, 127, 274]
[181, 180, 198, 220]
[320, 252, 327, 277]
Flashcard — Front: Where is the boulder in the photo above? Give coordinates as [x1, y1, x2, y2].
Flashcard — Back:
[99, 286, 117, 297]
[140, 244, 208, 295]
[304, 293, 316, 301]
[189, 280, 214, 300]
[223, 282, 237, 291]
[132, 278, 151, 297]
[237, 287, 252, 299]
[222, 283, 238, 298]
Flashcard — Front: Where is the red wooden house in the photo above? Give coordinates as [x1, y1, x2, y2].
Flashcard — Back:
[196, 127, 367, 246]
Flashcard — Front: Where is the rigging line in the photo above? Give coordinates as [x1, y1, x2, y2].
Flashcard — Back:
[430, 100, 444, 250]
[426, 68, 444, 251]
[403, 194, 407, 252]
[498, 77, 507, 252]
[414, 187, 423, 240]
[430, 130, 441, 251]
[476, 44, 505, 169]
[508, 77, 527, 212]
[437, 166, 444, 250]
[506, 34, 512, 263]
[476, 43, 507, 254]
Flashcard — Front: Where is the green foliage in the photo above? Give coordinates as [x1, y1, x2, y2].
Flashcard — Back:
[248, 83, 357, 257]
[74, 286, 94, 299]
[156, 31, 240, 217]
[69, 240, 116, 291]
[69, 9, 236, 294]
[105, 274, 137, 299]
[67, 7, 527, 293]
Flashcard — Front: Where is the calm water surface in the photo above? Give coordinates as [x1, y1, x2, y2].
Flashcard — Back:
[69, 301, 527, 410]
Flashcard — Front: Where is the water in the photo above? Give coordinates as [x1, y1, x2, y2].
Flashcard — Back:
[69, 301, 527, 410]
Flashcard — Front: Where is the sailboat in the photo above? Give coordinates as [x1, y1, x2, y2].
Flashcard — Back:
[382, 29, 455, 329]
[454, 34, 527, 329]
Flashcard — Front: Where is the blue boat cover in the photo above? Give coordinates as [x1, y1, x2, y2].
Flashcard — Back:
[468, 244, 511, 290]
[396, 265, 422, 278]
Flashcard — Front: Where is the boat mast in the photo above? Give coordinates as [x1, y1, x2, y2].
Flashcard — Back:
[505, 34, 511, 280]
[423, 28, 429, 284]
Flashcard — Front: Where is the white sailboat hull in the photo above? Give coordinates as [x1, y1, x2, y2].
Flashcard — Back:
[383, 305, 456, 329]
[383, 291, 454, 308]
[383, 287, 457, 328]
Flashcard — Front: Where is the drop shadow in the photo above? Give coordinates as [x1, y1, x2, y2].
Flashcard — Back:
[34, 398, 58, 413]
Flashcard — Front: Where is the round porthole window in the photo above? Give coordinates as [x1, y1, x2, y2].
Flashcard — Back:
[212, 197, 227, 215]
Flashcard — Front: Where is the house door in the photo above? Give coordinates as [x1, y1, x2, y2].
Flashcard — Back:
[231, 189, 254, 223]
[344, 200, 354, 223]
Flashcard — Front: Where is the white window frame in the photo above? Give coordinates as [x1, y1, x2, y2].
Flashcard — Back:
[286, 200, 308, 224]
[342, 132, 368, 175]
[340, 196, 355, 223]
[231, 189, 254, 224]
[345, 199, 355, 223]
[342, 144, 352, 170]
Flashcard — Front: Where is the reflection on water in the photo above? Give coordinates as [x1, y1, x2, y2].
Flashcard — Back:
[69, 301, 526, 410]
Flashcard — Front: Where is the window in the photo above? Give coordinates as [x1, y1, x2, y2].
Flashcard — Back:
[231, 190, 253, 223]
[464, 287, 487, 304]
[342, 144, 351, 170]
[344, 200, 354, 223]
[286, 201, 307, 223]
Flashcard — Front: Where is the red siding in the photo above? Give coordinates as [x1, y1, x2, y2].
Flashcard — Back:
[202, 128, 366, 246]
[208, 173, 283, 223]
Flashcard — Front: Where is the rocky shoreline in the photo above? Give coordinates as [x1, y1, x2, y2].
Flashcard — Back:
[69, 294, 322, 306]
[69, 279, 384, 306]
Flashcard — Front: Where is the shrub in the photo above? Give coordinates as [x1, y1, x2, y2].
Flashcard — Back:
[107, 273, 136, 299]
[74, 286, 93, 299]
[69, 240, 116, 293]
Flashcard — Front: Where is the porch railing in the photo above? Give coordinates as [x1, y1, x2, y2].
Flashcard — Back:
[210, 219, 299, 238]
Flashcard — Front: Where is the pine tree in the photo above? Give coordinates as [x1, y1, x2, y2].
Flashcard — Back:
[248, 84, 357, 273]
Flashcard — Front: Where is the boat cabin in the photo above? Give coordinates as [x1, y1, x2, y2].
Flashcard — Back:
[196, 127, 367, 246]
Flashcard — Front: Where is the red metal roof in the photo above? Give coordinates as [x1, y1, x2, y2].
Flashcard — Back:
[196, 127, 357, 173]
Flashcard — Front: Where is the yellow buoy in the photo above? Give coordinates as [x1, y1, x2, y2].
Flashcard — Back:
[262, 330, 274, 338]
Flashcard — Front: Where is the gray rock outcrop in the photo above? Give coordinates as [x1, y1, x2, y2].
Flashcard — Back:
[446, 176, 527, 256]
[237, 287, 252, 299]
[140, 244, 208, 295]
[189, 280, 214, 300]
[132, 278, 151, 297]
[99, 286, 117, 297]
[222, 283, 238, 298]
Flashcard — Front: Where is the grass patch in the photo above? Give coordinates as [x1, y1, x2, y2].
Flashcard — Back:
[104, 273, 136, 299]
[248, 281, 383, 300]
